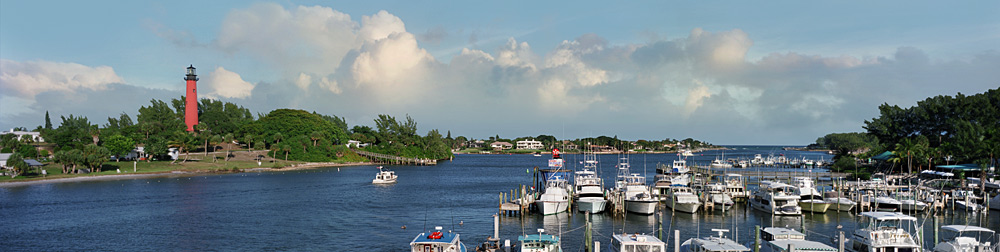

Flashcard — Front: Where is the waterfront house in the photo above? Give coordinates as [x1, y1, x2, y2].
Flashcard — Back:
[490, 142, 513, 150]
[516, 139, 544, 150]
[2, 129, 44, 142]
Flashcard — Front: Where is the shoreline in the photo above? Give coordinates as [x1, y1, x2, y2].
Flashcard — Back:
[0, 161, 375, 188]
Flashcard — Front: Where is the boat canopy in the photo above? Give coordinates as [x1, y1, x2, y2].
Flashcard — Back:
[411, 231, 460, 244]
[941, 225, 995, 233]
[518, 234, 560, 243]
[859, 212, 917, 221]
[871, 151, 894, 161]
[936, 164, 982, 171]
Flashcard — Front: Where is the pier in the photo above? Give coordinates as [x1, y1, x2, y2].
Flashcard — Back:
[690, 166, 850, 179]
[351, 150, 438, 165]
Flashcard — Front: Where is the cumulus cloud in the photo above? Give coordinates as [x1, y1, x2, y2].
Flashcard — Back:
[0, 59, 124, 98]
[203, 67, 255, 99]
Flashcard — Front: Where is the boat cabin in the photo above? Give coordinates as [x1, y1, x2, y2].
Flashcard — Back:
[610, 233, 666, 252]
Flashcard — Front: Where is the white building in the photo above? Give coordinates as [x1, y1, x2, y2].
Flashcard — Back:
[490, 142, 513, 150]
[516, 139, 544, 150]
[2, 129, 44, 142]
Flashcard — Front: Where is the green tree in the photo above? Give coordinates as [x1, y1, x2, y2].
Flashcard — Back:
[5, 152, 27, 177]
[81, 144, 111, 173]
[209, 135, 223, 162]
[223, 133, 235, 161]
[44, 111, 53, 130]
[144, 136, 167, 162]
[103, 134, 135, 162]
[168, 133, 197, 163]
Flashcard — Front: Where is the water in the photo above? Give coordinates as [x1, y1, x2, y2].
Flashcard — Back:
[1, 151, 997, 251]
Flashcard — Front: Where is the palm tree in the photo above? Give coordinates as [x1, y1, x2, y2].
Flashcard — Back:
[280, 143, 291, 162]
[223, 133, 234, 162]
[210, 135, 222, 162]
[310, 131, 323, 146]
[273, 132, 283, 145]
[168, 133, 196, 164]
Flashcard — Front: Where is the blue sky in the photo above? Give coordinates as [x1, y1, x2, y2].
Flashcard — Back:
[2, 1, 999, 145]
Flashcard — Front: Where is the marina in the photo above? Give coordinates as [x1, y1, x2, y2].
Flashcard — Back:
[1, 149, 997, 251]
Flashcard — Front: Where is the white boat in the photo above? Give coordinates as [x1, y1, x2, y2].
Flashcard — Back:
[932, 225, 996, 252]
[536, 177, 570, 215]
[953, 198, 983, 212]
[711, 159, 733, 168]
[847, 212, 922, 252]
[750, 181, 802, 215]
[519, 228, 562, 252]
[823, 191, 857, 212]
[681, 229, 750, 252]
[869, 196, 902, 212]
[610, 233, 666, 252]
[791, 177, 832, 213]
[574, 149, 606, 213]
[613, 156, 657, 215]
[682, 150, 694, 156]
[892, 192, 928, 212]
[622, 173, 658, 215]
[372, 166, 398, 184]
[665, 186, 701, 214]
[700, 183, 735, 212]
[410, 226, 468, 252]
[757, 227, 837, 252]
[724, 174, 751, 202]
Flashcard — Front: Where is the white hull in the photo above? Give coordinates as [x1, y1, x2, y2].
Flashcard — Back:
[625, 200, 658, 215]
[536, 200, 569, 215]
[372, 179, 397, 184]
[826, 198, 856, 212]
[953, 201, 982, 212]
[577, 198, 607, 213]
[666, 201, 700, 213]
[899, 200, 927, 212]
[799, 200, 832, 213]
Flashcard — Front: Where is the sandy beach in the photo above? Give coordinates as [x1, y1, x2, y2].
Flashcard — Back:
[0, 161, 375, 188]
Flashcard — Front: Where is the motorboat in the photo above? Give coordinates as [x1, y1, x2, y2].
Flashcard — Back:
[622, 173, 658, 215]
[756, 227, 837, 252]
[869, 196, 902, 212]
[410, 226, 468, 252]
[724, 174, 751, 202]
[823, 191, 856, 212]
[711, 159, 733, 168]
[932, 225, 996, 252]
[847, 212, 922, 252]
[951, 190, 984, 212]
[791, 177, 832, 213]
[535, 176, 570, 215]
[682, 150, 694, 156]
[372, 166, 398, 184]
[653, 159, 692, 201]
[614, 156, 658, 215]
[609, 233, 666, 252]
[750, 181, 802, 215]
[574, 149, 606, 213]
[518, 229, 562, 252]
[892, 192, 928, 212]
[700, 183, 735, 212]
[664, 186, 701, 214]
[681, 229, 750, 252]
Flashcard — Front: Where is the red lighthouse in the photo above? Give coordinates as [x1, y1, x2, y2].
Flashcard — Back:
[184, 65, 199, 131]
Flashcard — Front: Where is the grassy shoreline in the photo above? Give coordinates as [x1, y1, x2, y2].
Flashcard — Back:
[0, 159, 374, 188]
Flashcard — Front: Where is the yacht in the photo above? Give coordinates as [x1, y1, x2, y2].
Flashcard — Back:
[700, 183, 735, 212]
[681, 229, 750, 252]
[372, 166, 398, 184]
[609, 233, 666, 252]
[535, 176, 570, 215]
[892, 192, 929, 212]
[615, 156, 657, 215]
[621, 173, 658, 215]
[847, 212, 922, 252]
[757, 227, 837, 252]
[664, 186, 701, 214]
[750, 181, 802, 215]
[951, 190, 984, 212]
[518, 229, 562, 252]
[410, 226, 468, 252]
[653, 159, 692, 201]
[932, 225, 996, 252]
[682, 150, 694, 156]
[723, 174, 751, 202]
[574, 149, 606, 213]
[791, 177, 832, 213]
[822, 191, 857, 212]
[869, 196, 903, 212]
[711, 159, 733, 168]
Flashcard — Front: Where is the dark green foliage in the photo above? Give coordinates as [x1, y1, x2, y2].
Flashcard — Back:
[243, 109, 348, 145]
[137, 99, 184, 140]
[198, 99, 254, 136]
[16, 144, 38, 159]
[5, 152, 27, 177]
[81, 144, 111, 173]
[46, 115, 95, 150]
[864, 88, 1000, 167]
[103, 134, 135, 160]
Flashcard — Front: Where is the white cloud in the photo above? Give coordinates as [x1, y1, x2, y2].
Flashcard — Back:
[0, 59, 123, 98]
[359, 10, 406, 42]
[204, 67, 254, 99]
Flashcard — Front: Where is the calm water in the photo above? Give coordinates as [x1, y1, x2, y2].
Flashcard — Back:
[1, 149, 997, 251]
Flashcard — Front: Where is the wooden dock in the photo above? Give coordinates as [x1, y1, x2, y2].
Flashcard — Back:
[351, 150, 438, 165]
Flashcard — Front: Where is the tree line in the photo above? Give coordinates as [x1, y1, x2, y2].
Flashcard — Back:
[819, 88, 999, 176]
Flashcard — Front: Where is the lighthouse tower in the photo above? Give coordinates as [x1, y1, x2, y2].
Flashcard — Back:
[184, 65, 199, 132]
